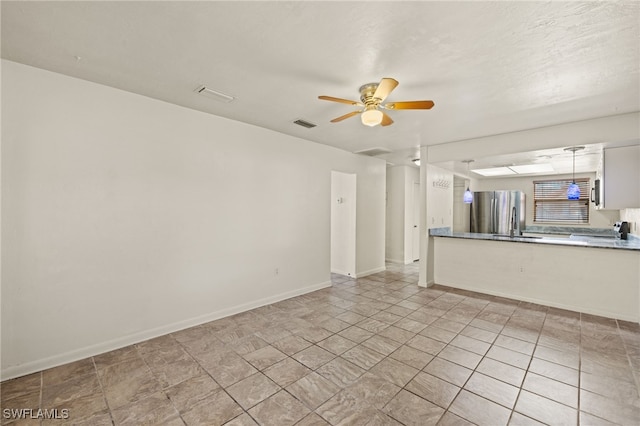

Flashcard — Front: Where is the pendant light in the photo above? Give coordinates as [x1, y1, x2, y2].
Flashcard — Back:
[564, 146, 584, 200]
[462, 160, 474, 203]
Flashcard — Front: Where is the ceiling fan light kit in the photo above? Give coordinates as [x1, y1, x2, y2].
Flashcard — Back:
[319, 77, 434, 127]
[361, 108, 383, 126]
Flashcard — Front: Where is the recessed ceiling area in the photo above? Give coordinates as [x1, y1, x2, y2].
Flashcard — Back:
[1, 1, 638, 162]
[430, 140, 640, 179]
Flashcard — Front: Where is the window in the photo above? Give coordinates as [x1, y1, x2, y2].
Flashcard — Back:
[534, 178, 590, 223]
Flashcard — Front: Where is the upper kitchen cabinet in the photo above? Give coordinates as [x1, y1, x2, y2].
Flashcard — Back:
[601, 144, 640, 210]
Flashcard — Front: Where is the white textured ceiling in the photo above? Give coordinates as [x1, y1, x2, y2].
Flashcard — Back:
[2, 1, 639, 170]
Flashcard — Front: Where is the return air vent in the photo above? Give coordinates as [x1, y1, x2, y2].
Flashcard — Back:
[354, 147, 392, 157]
[293, 119, 317, 129]
[195, 85, 235, 103]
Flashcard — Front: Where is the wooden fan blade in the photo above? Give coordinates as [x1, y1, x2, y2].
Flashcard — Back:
[385, 100, 435, 110]
[318, 95, 361, 106]
[380, 111, 394, 127]
[330, 110, 361, 123]
[373, 78, 399, 102]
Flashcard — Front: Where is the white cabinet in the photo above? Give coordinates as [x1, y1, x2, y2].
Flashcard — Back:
[602, 144, 640, 210]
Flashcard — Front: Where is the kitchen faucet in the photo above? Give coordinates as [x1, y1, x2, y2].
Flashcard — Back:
[509, 206, 516, 238]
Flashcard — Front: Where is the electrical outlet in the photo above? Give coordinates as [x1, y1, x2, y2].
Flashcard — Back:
[275, 268, 279, 275]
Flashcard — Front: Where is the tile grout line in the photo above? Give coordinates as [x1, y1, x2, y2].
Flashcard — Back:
[139, 340, 187, 424]
[452, 296, 518, 426]
[507, 305, 548, 426]
[164, 328, 244, 424]
[424, 291, 482, 420]
[90, 356, 115, 426]
[615, 318, 640, 399]
[318, 276, 428, 423]
[319, 276, 448, 423]
[364, 279, 452, 425]
[390, 288, 515, 424]
[39, 371, 43, 426]
[578, 312, 583, 425]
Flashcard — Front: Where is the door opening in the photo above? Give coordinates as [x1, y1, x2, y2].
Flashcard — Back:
[331, 171, 356, 277]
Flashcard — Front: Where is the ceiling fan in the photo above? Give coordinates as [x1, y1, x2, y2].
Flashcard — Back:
[318, 78, 434, 127]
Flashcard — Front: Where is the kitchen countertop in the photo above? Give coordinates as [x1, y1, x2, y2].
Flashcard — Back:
[429, 227, 640, 251]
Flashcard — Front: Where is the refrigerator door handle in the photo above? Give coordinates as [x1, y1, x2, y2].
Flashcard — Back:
[490, 197, 496, 234]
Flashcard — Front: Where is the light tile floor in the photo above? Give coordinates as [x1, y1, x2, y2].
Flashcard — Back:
[2, 262, 639, 425]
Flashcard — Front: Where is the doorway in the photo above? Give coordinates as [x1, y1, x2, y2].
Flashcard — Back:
[331, 171, 356, 277]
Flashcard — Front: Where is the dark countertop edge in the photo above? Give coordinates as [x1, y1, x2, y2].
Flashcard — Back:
[429, 228, 640, 252]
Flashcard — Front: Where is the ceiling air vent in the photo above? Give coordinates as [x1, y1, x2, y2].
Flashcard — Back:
[293, 119, 317, 129]
[195, 85, 235, 103]
[354, 147, 392, 157]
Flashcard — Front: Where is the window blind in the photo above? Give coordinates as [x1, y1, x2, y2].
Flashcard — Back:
[534, 178, 590, 223]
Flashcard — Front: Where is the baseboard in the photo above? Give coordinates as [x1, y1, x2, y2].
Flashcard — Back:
[418, 279, 434, 288]
[384, 258, 417, 265]
[1, 280, 332, 381]
[330, 268, 354, 277]
[435, 281, 639, 324]
[354, 266, 386, 278]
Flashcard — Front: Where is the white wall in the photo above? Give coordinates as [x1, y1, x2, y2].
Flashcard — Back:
[354, 165, 386, 277]
[1, 60, 386, 379]
[405, 169, 420, 263]
[452, 176, 472, 233]
[475, 172, 619, 229]
[621, 208, 640, 235]
[331, 171, 356, 276]
[385, 167, 405, 263]
[420, 163, 454, 287]
[385, 165, 419, 264]
[426, 164, 454, 229]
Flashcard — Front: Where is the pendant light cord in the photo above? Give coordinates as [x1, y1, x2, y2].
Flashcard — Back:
[572, 149, 576, 184]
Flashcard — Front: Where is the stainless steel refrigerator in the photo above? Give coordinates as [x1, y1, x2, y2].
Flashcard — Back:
[470, 191, 526, 235]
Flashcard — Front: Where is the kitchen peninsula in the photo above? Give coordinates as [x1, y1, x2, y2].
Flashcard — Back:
[430, 228, 640, 322]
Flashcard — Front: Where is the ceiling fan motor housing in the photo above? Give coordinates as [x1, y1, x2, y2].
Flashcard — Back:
[359, 83, 381, 107]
